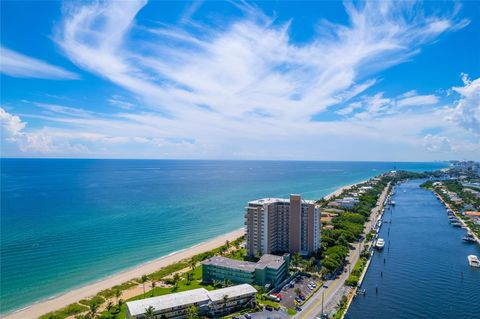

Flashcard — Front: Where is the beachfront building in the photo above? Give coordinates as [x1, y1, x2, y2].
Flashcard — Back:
[202, 253, 290, 288]
[126, 284, 257, 319]
[245, 194, 321, 257]
[336, 197, 360, 209]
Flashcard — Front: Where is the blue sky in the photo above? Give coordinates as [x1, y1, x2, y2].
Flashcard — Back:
[1, 0, 479, 161]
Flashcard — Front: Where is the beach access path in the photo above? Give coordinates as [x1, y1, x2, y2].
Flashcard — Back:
[296, 182, 391, 319]
[4, 229, 244, 319]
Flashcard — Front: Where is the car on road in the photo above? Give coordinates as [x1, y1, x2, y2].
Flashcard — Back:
[323, 284, 329, 288]
[244, 314, 252, 319]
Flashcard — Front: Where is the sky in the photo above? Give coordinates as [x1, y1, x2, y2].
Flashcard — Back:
[0, 0, 479, 161]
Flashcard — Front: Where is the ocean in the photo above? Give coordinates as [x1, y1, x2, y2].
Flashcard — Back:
[345, 180, 480, 318]
[0, 159, 446, 313]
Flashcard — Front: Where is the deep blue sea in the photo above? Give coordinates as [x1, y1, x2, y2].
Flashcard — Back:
[345, 180, 480, 319]
[0, 159, 446, 313]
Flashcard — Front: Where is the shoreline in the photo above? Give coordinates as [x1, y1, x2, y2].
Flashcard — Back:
[4, 228, 244, 319]
[431, 189, 480, 245]
[324, 180, 367, 201]
[4, 179, 367, 319]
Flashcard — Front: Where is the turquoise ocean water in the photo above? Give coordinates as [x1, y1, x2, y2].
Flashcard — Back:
[0, 159, 446, 313]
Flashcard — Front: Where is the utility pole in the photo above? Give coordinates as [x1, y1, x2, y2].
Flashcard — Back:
[321, 291, 324, 315]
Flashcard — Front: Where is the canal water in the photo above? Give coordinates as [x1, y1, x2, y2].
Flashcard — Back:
[345, 180, 480, 319]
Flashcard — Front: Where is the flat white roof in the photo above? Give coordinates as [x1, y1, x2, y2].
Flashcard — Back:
[126, 284, 257, 316]
[207, 284, 257, 302]
[127, 288, 209, 316]
[248, 197, 316, 205]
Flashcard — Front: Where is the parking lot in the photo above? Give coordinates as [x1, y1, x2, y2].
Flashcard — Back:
[278, 275, 322, 309]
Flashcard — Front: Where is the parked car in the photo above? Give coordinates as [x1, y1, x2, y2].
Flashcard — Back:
[266, 305, 273, 311]
[244, 314, 252, 319]
[272, 293, 283, 300]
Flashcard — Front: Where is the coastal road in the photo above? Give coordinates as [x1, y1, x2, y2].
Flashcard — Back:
[296, 183, 391, 319]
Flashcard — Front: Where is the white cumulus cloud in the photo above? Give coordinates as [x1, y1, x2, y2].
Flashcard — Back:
[446, 74, 480, 136]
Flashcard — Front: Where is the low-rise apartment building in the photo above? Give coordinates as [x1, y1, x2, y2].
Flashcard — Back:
[245, 194, 321, 257]
[202, 254, 289, 288]
[126, 284, 257, 319]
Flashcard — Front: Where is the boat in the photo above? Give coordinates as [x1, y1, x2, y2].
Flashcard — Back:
[463, 236, 476, 243]
[451, 222, 462, 227]
[462, 233, 476, 243]
[375, 238, 385, 250]
[356, 289, 366, 295]
[467, 255, 480, 268]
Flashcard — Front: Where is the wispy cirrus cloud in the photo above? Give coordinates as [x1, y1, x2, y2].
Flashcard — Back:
[56, 0, 466, 120]
[2, 0, 477, 160]
[396, 94, 439, 107]
[0, 46, 79, 80]
[336, 90, 440, 118]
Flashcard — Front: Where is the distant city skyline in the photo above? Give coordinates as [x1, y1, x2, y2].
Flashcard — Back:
[1, 0, 479, 161]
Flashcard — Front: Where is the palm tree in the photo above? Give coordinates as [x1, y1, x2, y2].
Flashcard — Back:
[89, 302, 98, 319]
[141, 275, 149, 298]
[225, 240, 230, 250]
[186, 272, 193, 285]
[308, 257, 317, 272]
[190, 257, 197, 271]
[172, 273, 180, 291]
[118, 299, 124, 311]
[293, 252, 301, 268]
[144, 305, 155, 319]
[187, 304, 199, 319]
[294, 287, 302, 297]
[222, 294, 229, 314]
[151, 281, 156, 297]
[213, 279, 221, 288]
[233, 240, 240, 250]
[115, 289, 122, 306]
[106, 301, 114, 314]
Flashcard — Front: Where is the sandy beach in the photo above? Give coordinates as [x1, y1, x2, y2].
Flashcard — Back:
[323, 180, 366, 201]
[4, 228, 244, 319]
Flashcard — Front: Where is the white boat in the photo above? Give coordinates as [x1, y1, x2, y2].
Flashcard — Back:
[467, 255, 480, 268]
[375, 238, 385, 250]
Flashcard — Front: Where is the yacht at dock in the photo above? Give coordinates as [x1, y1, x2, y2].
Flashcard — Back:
[375, 238, 385, 250]
[467, 255, 480, 268]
